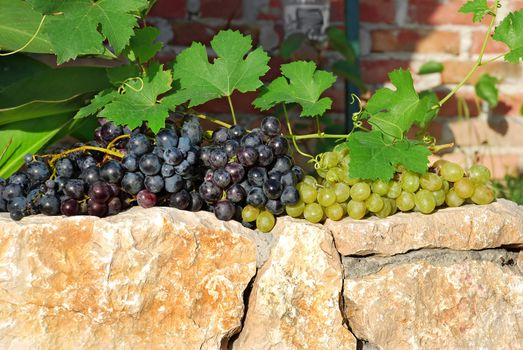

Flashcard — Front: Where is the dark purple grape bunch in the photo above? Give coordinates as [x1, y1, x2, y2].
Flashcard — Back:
[0, 117, 206, 221]
[198, 116, 303, 226]
[120, 116, 204, 212]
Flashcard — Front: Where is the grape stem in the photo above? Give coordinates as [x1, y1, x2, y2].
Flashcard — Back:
[429, 142, 454, 153]
[227, 95, 237, 125]
[41, 146, 125, 166]
[434, 0, 500, 109]
[193, 113, 232, 128]
[106, 134, 130, 149]
[282, 104, 314, 159]
[0, 16, 47, 56]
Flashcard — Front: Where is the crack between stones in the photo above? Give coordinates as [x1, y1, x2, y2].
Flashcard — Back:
[223, 272, 257, 350]
[325, 226, 366, 350]
[343, 246, 522, 279]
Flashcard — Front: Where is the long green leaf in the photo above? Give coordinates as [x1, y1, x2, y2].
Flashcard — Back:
[0, 66, 110, 109]
[0, 113, 93, 178]
[0, 0, 53, 54]
[0, 54, 50, 92]
[0, 94, 91, 126]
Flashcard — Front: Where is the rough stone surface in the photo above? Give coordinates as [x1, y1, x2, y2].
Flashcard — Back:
[344, 249, 523, 350]
[0, 207, 257, 350]
[233, 217, 356, 350]
[325, 199, 523, 256]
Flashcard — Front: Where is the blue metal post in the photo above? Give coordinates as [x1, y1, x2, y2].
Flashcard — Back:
[345, 0, 360, 133]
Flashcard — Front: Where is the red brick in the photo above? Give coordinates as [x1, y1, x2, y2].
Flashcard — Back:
[408, 0, 490, 25]
[171, 21, 260, 47]
[200, 0, 242, 19]
[324, 86, 345, 113]
[371, 29, 460, 54]
[330, 0, 345, 22]
[508, 1, 523, 11]
[437, 91, 480, 118]
[360, 0, 396, 23]
[171, 21, 215, 46]
[360, 0, 395, 23]
[470, 31, 510, 54]
[495, 94, 523, 117]
[360, 59, 411, 84]
[440, 61, 522, 85]
[257, 0, 282, 20]
[148, 0, 186, 18]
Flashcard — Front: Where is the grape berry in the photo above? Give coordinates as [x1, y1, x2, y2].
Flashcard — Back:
[0, 116, 496, 232]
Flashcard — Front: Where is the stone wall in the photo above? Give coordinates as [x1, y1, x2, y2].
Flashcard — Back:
[1, 199, 522, 349]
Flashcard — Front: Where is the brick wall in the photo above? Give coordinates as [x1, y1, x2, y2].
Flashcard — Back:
[147, 0, 523, 178]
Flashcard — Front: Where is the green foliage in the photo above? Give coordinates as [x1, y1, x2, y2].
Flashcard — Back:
[0, 58, 110, 125]
[346, 131, 431, 181]
[77, 63, 173, 133]
[279, 33, 306, 59]
[326, 27, 356, 62]
[493, 9, 523, 63]
[475, 73, 499, 107]
[365, 69, 434, 139]
[418, 61, 444, 75]
[38, 0, 149, 63]
[169, 30, 270, 108]
[459, 0, 491, 22]
[0, 55, 110, 177]
[493, 175, 523, 205]
[0, 115, 95, 178]
[125, 26, 163, 63]
[253, 61, 336, 117]
[0, 0, 52, 53]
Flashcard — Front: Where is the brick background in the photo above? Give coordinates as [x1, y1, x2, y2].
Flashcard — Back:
[147, 0, 523, 178]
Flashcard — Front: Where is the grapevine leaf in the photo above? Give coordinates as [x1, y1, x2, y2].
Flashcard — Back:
[520, 103, 523, 116]
[475, 73, 498, 107]
[106, 64, 140, 86]
[459, 0, 490, 23]
[0, 114, 94, 178]
[125, 26, 163, 63]
[26, 0, 68, 14]
[492, 9, 523, 63]
[279, 32, 306, 59]
[418, 61, 444, 75]
[0, 0, 52, 54]
[326, 27, 356, 63]
[74, 89, 119, 119]
[172, 30, 270, 107]
[42, 0, 149, 64]
[347, 131, 431, 181]
[253, 61, 336, 117]
[366, 69, 433, 139]
[99, 62, 172, 133]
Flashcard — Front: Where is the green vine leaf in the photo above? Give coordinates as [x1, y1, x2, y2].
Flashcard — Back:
[475, 73, 498, 107]
[418, 61, 444, 75]
[346, 131, 431, 181]
[459, 0, 490, 23]
[41, 0, 149, 64]
[125, 26, 163, 63]
[74, 89, 119, 119]
[0, 0, 52, 54]
[170, 30, 270, 108]
[492, 9, 523, 63]
[365, 69, 433, 139]
[253, 61, 336, 117]
[98, 63, 172, 133]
